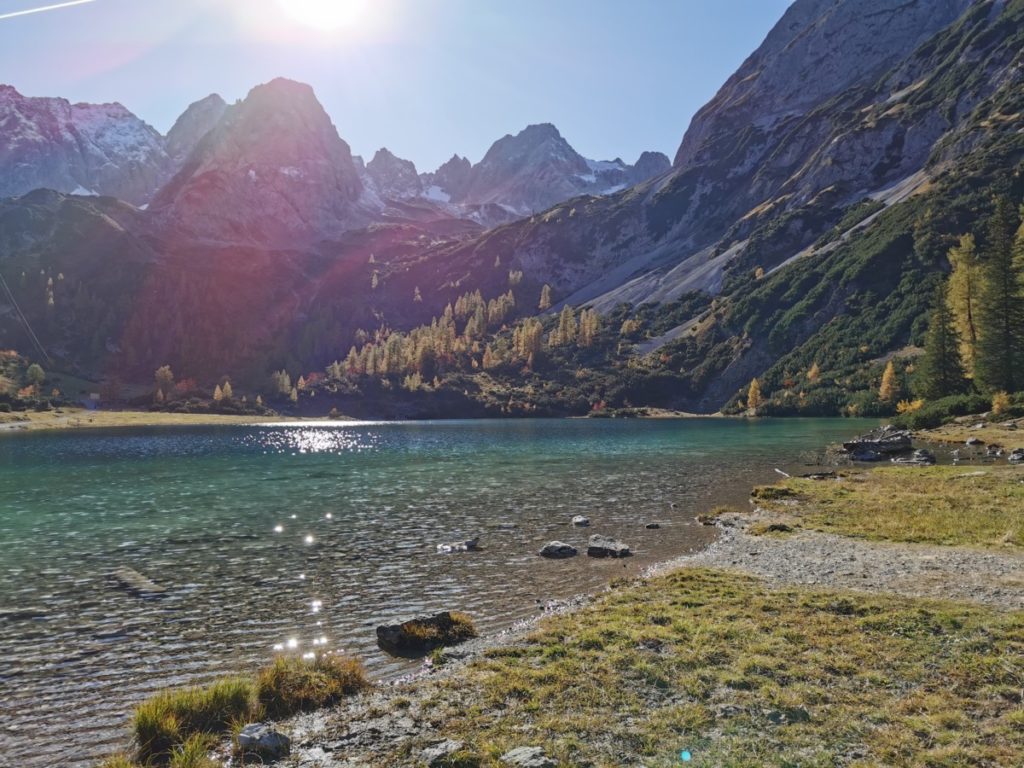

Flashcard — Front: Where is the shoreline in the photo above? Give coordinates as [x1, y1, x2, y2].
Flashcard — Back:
[266, 426, 1022, 766]
[0, 409, 312, 433]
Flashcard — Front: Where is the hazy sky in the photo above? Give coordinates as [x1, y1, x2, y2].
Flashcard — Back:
[0, 0, 792, 170]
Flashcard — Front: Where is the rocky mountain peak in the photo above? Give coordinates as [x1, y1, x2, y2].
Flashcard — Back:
[165, 93, 227, 165]
[366, 147, 422, 199]
[0, 84, 170, 204]
[149, 78, 367, 245]
[675, 0, 974, 167]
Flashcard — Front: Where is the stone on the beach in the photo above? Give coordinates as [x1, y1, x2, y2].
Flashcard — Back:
[571, 515, 590, 527]
[539, 541, 578, 558]
[587, 534, 631, 558]
[237, 722, 291, 761]
[500, 746, 557, 768]
[422, 740, 465, 766]
[966, 437, 985, 446]
[376, 611, 477, 656]
[1008, 449, 1024, 464]
[645, 522, 662, 529]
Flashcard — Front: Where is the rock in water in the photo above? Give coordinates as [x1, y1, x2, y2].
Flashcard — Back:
[237, 723, 291, 760]
[571, 515, 590, 527]
[376, 611, 477, 656]
[842, 426, 912, 455]
[500, 746, 557, 768]
[539, 541, 578, 558]
[109, 567, 166, 598]
[587, 534, 631, 558]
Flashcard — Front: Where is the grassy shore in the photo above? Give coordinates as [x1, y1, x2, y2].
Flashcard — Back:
[918, 415, 1024, 448]
[0, 408, 303, 433]
[752, 465, 1023, 548]
[341, 568, 1024, 767]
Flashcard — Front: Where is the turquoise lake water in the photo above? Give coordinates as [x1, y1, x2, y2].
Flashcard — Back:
[0, 417, 874, 766]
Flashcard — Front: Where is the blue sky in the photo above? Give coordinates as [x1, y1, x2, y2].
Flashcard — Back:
[0, 0, 792, 170]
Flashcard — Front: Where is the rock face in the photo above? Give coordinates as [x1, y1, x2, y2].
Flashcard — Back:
[376, 611, 477, 656]
[150, 78, 369, 246]
[365, 147, 423, 200]
[0, 84, 171, 204]
[237, 723, 291, 761]
[539, 541, 578, 558]
[587, 534, 631, 558]
[164, 93, 227, 166]
[440, 124, 668, 215]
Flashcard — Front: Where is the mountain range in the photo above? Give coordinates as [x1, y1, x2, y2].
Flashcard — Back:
[0, 0, 1022, 416]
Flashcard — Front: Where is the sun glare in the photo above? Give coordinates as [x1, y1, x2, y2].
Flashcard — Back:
[276, 0, 370, 32]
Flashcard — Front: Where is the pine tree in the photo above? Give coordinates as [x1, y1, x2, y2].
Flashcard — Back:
[746, 379, 763, 411]
[221, 381, 233, 401]
[213, 384, 223, 402]
[879, 360, 898, 402]
[538, 284, 552, 311]
[947, 234, 981, 373]
[413, 286, 422, 303]
[807, 362, 821, 382]
[975, 198, 1024, 392]
[914, 282, 968, 400]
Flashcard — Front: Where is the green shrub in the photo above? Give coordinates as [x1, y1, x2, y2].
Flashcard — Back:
[256, 654, 369, 719]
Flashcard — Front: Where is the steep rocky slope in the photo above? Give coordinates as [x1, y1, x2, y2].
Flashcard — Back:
[0, 85, 171, 204]
[164, 93, 227, 166]
[149, 78, 372, 246]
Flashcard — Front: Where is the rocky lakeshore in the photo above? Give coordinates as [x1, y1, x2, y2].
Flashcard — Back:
[238, 426, 1023, 768]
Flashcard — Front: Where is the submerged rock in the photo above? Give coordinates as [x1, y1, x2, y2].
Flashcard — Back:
[587, 534, 631, 558]
[109, 567, 166, 598]
[500, 746, 557, 767]
[645, 522, 662, 529]
[539, 541, 578, 558]
[436, 537, 479, 553]
[376, 611, 477, 656]
[237, 722, 291, 761]
[892, 449, 936, 466]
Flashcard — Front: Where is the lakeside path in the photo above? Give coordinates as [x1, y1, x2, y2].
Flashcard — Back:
[269, 460, 1023, 767]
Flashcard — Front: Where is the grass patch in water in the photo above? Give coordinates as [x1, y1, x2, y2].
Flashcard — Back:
[390, 568, 1024, 767]
[117, 654, 367, 766]
[758, 465, 1024, 548]
[256, 654, 370, 719]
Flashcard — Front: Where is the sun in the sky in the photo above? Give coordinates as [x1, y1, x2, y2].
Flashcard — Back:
[276, 0, 371, 32]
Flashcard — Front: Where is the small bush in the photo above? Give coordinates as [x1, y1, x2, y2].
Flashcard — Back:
[133, 677, 254, 763]
[256, 654, 369, 719]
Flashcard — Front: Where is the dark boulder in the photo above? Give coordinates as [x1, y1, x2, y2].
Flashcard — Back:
[587, 534, 631, 558]
[376, 611, 477, 656]
[539, 541, 578, 558]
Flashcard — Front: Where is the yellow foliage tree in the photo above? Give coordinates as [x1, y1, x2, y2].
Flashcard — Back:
[747, 378, 763, 411]
[879, 360, 898, 402]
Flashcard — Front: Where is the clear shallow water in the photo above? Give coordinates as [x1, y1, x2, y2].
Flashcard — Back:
[0, 417, 872, 766]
